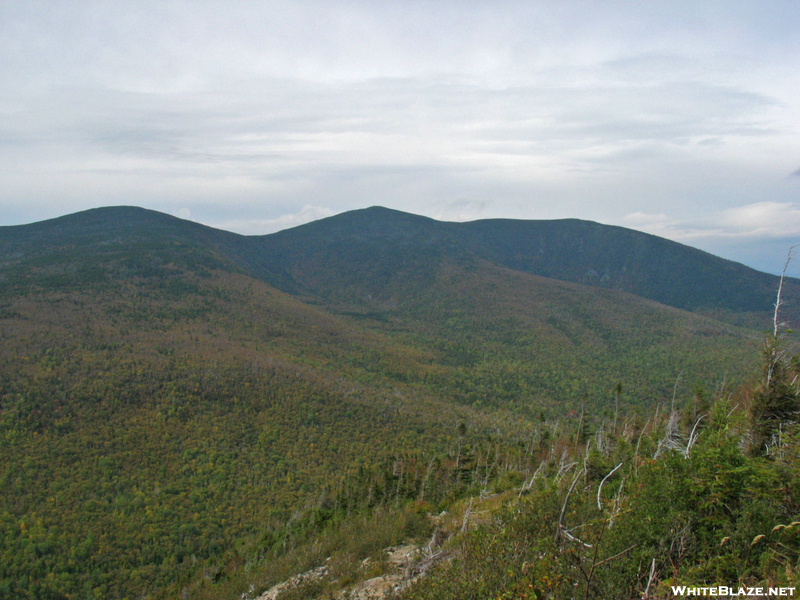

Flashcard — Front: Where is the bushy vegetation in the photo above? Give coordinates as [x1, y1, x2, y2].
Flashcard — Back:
[397, 309, 800, 600]
[210, 343, 800, 600]
[401, 401, 800, 599]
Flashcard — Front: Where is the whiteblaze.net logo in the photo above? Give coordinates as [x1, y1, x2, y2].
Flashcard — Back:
[671, 586, 796, 597]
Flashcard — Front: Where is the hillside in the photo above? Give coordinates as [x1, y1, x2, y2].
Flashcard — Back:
[238, 206, 800, 321]
[1, 206, 779, 413]
[0, 206, 798, 599]
[4, 205, 796, 321]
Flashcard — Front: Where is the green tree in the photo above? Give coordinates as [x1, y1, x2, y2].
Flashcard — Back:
[750, 333, 799, 455]
[750, 247, 800, 455]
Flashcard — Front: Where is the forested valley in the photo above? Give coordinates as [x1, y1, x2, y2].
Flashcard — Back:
[1, 206, 798, 599]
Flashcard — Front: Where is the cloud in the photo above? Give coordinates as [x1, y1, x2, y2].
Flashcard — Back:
[620, 203, 800, 274]
[623, 203, 800, 242]
[621, 211, 723, 241]
[432, 198, 494, 223]
[211, 204, 336, 236]
[621, 212, 672, 229]
[721, 202, 800, 238]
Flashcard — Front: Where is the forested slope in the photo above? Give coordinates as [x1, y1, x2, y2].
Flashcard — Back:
[0, 206, 797, 599]
[239, 206, 800, 320]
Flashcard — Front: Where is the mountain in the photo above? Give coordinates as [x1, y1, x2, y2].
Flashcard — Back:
[3, 204, 796, 428]
[4, 205, 795, 320]
[236, 206, 798, 320]
[1, 205, 798, 599]
[4, 204, 789, 411]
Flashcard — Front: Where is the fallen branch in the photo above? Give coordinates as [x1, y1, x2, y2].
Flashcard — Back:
[684, 415, 706, 458]
[557, 468, 589, 546]
[597, 463, 623, 510]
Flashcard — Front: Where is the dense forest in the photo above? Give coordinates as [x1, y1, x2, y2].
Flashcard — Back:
[200, 327, 800, 600]
[0, 207, 798, 599]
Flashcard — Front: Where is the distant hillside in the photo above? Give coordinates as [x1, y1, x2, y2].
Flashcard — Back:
[240, 206, 799, 322]
[3, 205, 795, 322]
[0, 207, 243, 292]
[3, 205, 796, 415]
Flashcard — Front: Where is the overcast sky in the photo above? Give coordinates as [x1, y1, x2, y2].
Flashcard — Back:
[2, 1, 799, 274]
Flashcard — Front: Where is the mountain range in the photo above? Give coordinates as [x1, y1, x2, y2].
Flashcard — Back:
[4, 205, 796, 319]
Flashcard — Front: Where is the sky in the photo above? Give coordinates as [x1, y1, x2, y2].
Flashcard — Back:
[1, 1, 799, 275]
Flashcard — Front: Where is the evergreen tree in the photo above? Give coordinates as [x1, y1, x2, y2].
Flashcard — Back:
[750, 333, 799, 455]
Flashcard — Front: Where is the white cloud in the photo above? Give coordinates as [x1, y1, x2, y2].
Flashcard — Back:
[619, 202, 800, 274]
[621, 212, 672, 228]
[623, 202, 800, 242]
[721, 202, 800, 238]
[621, 211, 723, 242]
[211, 204, 337, 236]
[431, 198, 494, 223]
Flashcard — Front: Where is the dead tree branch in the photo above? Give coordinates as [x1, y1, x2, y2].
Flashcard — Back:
[597, 463, 623, 510]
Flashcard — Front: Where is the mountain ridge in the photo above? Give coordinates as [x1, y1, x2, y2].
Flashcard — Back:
[246, 205, 797, 319]
[3, 204, 787, 322]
